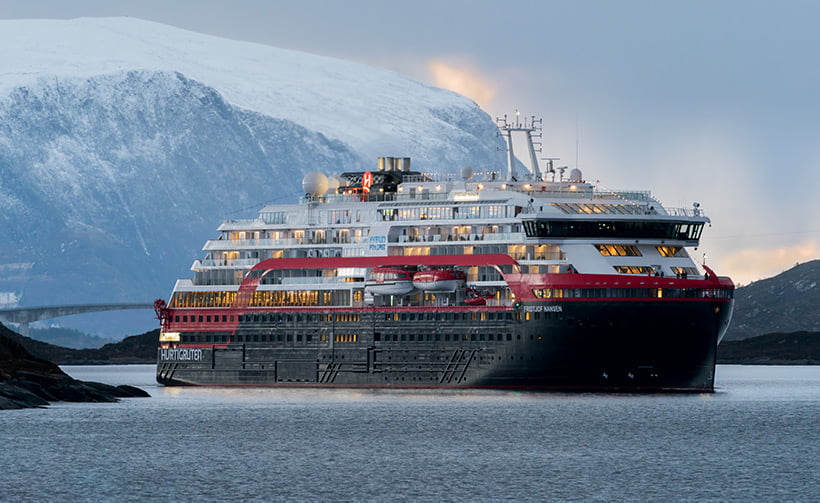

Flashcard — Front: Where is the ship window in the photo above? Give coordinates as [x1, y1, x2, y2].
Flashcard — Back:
[614, 266, 654, 274]
[199, 316, 204, 323]
[222, 315, 227, 322]
[374, 333, 381, 342]
[470, 334, 476, 341]
[657, 245, 685, 257]
[479, 334, 485, 341]
[206, 316, 211, 322]
[507, 334, 512, 341]
[445, 334, 450, 341]
[409, 334, 415, 341]
[182, 316, 187, 323]
[287, 334, 293, 342]
[401, 334, 406, 341]
[297, 334, 303, 342]
[671, 266, 700, 278]
[435, 334, 441, 341]
[596, 244, 642, 256]
[401, 314, 407, 321]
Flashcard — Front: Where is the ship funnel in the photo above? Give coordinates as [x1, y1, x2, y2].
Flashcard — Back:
[378, 157, 386, 171]
[397, 157, 411, 172]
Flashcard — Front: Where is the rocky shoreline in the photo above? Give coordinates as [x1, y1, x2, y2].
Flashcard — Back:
[0, 324, 150, 410]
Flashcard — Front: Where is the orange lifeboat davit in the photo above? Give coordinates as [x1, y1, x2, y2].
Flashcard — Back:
[365, 267, 416, 295]
[412, 268, 466, 292]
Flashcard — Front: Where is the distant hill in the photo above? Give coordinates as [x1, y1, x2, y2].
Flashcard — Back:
[0, 323, 156, 365]
[724, 260, 820, 341]
[717, 331, 819, 365]
[28, 327, 116, 349]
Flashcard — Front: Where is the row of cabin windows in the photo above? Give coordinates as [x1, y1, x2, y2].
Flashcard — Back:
[178, 332, 529, 344]
[170, 290, 351, 308]
[173, 311, 556, 325]
[173, 313, 362, 324]
[375, 332, 518, 342]
[179, 333, 357, 343]
[384, 312, 520, 321]
[532, 287, 734, 299]
[378, 205, 516, 222]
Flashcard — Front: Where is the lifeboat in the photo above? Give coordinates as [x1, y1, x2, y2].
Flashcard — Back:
[413, 268, 466, 292]
[365, 267, 416, 295]
[464, 287, 492, 306]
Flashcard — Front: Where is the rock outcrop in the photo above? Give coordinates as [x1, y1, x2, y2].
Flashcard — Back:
[0, 324, 149, 410]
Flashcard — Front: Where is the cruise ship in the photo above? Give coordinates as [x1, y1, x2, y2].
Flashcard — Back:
[155, 115, 734, 391]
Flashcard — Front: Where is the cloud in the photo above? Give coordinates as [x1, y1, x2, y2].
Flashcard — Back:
[427, 60, 495, 107]
[716, 240, 820, 286]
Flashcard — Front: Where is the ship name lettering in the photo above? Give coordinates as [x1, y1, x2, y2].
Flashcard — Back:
[525, 305, 563, 313]
[368, 235, 387, 251]
[160, 348, 204, 361]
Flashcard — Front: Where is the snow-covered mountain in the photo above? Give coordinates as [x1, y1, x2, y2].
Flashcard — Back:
[0, 18, 505, 335]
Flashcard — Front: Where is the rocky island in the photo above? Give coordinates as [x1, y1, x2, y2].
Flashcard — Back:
[0, 323, 149, 410]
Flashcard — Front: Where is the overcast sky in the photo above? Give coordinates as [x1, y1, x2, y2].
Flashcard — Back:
[2, 0, 818, 284]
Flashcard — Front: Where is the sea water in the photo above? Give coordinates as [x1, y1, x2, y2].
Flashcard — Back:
[0, 365, 817, 502]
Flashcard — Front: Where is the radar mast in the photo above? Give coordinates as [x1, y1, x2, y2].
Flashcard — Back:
[496, 111, 543, 182]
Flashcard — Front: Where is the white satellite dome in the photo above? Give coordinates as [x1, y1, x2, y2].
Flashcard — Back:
[302, 171, 329, 197]
[569, 168, 583, 182]
[327, 175, 342, 192]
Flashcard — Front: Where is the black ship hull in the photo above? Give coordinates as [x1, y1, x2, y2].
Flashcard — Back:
[157, 299, 733, 392]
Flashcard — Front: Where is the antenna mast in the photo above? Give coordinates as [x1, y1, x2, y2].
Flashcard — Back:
[496, 111, 543, 182]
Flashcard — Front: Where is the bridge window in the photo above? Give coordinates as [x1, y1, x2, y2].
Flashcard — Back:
[523, 219, 704, 241]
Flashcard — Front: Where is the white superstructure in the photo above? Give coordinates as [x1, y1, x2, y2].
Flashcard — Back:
[181, 117, 709, 298]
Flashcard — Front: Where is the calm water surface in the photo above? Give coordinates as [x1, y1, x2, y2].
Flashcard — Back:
[1, 365, 817, 502]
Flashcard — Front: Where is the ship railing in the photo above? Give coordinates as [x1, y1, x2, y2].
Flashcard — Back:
[193, 258, 260, 268]
[302, 191, 453, 204]
[509, 252, 567, 261]
[664, 207, 707, 218]
[220, 218, 262, 226]
[593, 189, 654, 202]
[276, 277, 360, 285]
[204, 236, 368, 250]
[392, 232, 525, 243]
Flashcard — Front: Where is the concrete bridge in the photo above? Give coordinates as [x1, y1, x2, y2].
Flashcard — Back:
[0, 303, 155, 336]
